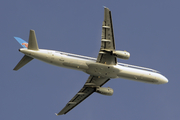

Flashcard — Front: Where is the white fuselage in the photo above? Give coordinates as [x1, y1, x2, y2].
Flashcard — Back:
[19, 48, 168, 84]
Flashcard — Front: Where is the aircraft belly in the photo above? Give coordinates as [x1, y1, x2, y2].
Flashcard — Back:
[116, 66, 158, 84]
[22, 49, 159, 84]
[62, 59, 88, 70]
[85, 62, 119, 78]
[48, 55, 89, 71]
[24, 50, 64, 67]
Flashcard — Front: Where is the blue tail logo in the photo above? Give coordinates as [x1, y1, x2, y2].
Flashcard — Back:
[14, 37, 28, 48]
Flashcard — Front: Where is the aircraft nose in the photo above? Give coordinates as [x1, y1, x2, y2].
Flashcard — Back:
[159, 75, 168, 84]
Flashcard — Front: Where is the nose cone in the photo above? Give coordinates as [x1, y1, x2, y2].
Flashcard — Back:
[158, 75, 168, 84]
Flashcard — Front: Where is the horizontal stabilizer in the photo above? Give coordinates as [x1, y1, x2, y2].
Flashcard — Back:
[28, 30, 39, 50]
[13, 55, 33, 71]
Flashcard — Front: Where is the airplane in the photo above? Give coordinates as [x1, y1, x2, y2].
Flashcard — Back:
[13, 7, 168, 115]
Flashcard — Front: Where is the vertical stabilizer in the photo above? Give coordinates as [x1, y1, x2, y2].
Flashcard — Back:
[13, 55, 33, 71]
[28, 30, 39, 50]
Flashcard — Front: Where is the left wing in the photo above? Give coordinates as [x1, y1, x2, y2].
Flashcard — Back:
[57, 75, 110, 115]
[96, 7, 117, 65]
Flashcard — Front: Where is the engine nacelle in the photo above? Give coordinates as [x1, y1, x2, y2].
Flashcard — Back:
[96, 87, 113, 96]
[113, 50, 130, 59]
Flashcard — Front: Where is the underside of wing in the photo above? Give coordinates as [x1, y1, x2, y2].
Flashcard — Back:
[57, 76, 110, 115]
[96, 7, 117, 65]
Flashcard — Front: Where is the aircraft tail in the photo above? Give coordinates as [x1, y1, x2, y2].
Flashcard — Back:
[14, 37, 28, 48]
[28, 30, 39, 50]
[13, 30, 39, 71]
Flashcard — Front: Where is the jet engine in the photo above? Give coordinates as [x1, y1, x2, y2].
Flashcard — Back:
[96, 87, 113, 96]
[113, 50, 130, 59]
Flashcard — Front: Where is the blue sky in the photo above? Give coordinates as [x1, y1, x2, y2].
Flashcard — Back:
[1, 0, 180, 120]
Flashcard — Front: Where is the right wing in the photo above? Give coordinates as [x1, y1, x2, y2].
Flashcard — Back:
[57, 75, 110, 115]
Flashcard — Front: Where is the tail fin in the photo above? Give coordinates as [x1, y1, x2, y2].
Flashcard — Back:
[13, 29, 39, 71]
[28, 30, 39, 50]
[14, 30, 39, 50]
